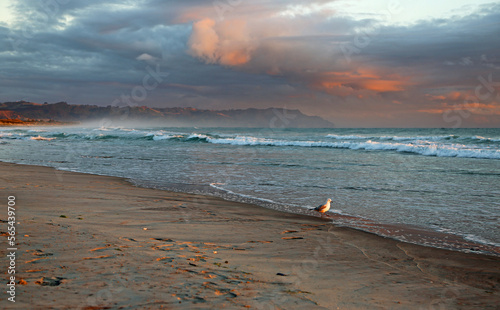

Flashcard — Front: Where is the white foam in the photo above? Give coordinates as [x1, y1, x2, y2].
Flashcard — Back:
[152, 134, 181, 141]
[434, 226, 500, 248]
[327, 133, 500, 144]
[326, 134, 456, 142]
[187, 133, 210, 140]
[198, 135, 500, 159]
[209, 183, 276, 204]
[355, 141, 500, 159]
[329, 209, 344, 215]
[326, 134, 371, 140]
[30, 136, 56, 141]
[463, 234, 500, 247]
[471, 135, 500, 142]
[208, 136, 275, 145]
[387, 135, 455, 141]
[27, 129, 47, 133]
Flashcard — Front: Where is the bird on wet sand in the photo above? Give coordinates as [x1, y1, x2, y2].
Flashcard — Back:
[311, 198, 332, 218]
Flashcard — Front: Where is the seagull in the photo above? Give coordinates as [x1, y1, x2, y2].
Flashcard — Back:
[311, 198, 332, 218]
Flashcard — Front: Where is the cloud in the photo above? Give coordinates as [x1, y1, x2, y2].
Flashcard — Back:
[136, 53, 159, 62]
[186, 2, 500, 106]
[419, 103, 500, 116]
[422, 89, 500, 116]
[1, 0, 500, 127]
[188, 18, 254, 66]
[309, 67, 411, 95]
[188, 19, 219, 63]
[186, 14, 412, 97]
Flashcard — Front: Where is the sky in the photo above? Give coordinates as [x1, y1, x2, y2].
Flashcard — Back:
[0, 0, 499, 127]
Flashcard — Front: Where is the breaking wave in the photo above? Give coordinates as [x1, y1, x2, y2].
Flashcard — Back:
[144, 132, 500, 160]
[325, 133, 500, 143]
[2, 128, 499, 159]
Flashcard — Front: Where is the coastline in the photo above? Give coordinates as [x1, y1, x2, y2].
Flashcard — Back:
[1, 162, 499, 309]
[142, 179, 500, 258]
[0, 120, 78, 127]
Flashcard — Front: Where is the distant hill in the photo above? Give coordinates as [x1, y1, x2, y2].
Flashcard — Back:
[0, 101, 334, 128]
[0, 110, 23, 119]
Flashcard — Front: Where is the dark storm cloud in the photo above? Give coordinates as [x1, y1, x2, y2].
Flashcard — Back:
[354, 3, 500, 77]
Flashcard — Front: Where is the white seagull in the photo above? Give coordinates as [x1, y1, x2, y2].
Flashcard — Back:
[311, 198, 332, 218]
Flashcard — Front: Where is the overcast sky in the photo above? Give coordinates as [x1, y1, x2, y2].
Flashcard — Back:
[0, 0, 499, 127]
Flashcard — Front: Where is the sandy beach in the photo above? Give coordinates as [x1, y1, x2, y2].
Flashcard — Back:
[0, 162, 499, 309]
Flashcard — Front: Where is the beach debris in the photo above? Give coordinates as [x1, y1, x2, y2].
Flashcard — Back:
[142, 227, 148, 230]
[18, 279, 28, 285]
[281, 237, 304, 240]
[276, 273, 288, 276]
[281, 230, 299, 234]
[59, 215, 67, 218]
[120, 237, 137, 242]
[193, 297, 207, 303]
[35, 276, 65, 286]
[33, 250, 53, 257]
[152, 237, 174, 242]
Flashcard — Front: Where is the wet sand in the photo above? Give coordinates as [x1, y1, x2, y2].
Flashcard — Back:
[0, 162, 499, 309]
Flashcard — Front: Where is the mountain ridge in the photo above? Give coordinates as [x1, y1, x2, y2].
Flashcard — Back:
[0, 101, 334, 128]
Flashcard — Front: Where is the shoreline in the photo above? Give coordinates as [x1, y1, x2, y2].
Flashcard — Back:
[5, 158, 500, 258]
[1, 161, 499, 308]
[138, 178, 500, 258]
[0, 120, 78, 127]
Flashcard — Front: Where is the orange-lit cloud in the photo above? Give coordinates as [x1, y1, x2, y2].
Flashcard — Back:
[359, 79, 406, 92]
[187, 9, 418, 98]
[188, 18, 254, 66]
[309, 68, 410, 96]
[420, 90, 500, 115]
[188, 19, 219, 63]
[426, 91, 466, 102]
[188, 18, 412, 97]
[182, 2, 497, 128]
[419, 103, 500, 115]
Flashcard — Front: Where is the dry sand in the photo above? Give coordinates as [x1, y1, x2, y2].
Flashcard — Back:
[0, 162, 499, 309]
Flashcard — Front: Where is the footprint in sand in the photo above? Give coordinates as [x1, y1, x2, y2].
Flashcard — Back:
[35, 276, 65, 286]
[31, 249, 54, 257]
[82, 255, 115, 260]
[119, 237, 138, 242]
[25, 257, 49, 264]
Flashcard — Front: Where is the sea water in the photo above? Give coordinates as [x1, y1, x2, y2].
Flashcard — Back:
[1, 127, 499, 255]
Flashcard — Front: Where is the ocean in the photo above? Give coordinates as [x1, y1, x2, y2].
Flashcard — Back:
[1, 126, 499, 255]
